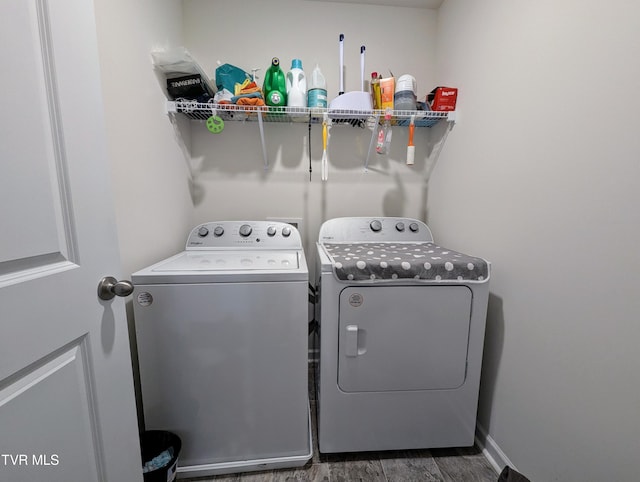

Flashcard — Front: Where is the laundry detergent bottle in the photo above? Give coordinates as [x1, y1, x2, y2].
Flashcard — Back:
[286, 59, 307, 108]
[263, 57, 287, 107]
[307, 63, 327, 109]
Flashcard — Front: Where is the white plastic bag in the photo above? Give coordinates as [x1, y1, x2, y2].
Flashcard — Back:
[151, 47, 216, 98]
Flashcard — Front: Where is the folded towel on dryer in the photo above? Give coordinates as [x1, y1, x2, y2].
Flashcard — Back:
[322, 242, 489, 283]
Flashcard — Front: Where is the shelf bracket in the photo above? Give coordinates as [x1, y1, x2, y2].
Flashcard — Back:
[426, 120, 454, 180]
[364, 113, 381, 172]
[257, 108, 268, 170]
[166, 100, 178, 114]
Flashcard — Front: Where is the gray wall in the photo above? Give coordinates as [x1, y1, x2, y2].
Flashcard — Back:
[95, 0, 195, 277]
[94, 0, 195, 431]
[434, 1, 640, 480]
[95, 0, 441, 274]
[182, 0, 440, 264]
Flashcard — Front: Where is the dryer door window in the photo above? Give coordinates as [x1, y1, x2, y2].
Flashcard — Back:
[338, 285, 472, 392]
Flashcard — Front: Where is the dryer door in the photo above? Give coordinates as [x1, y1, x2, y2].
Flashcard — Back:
[338, 285, 472, 392]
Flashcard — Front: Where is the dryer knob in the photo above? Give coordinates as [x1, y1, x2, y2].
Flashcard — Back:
[197, 226, 209, 237]
[395, 222, 405, 232]
[409, 222, 419, 233]
[370, 220, 382, 232]
[239, 224, 253, 237]
[213, 226, 224, 237]
[282, 226, 292, 237]
[267, 226, 277, 237]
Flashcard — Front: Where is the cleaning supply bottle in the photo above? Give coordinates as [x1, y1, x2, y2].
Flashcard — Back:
[370, 72, 381, 110]
[307, 64, 327, 109]
[286, 59, 307, 108]
[376, 109, 393, 155]
[263, 57, 287, 107]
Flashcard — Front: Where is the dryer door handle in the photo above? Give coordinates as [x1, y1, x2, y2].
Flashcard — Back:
[345, 325, 359, 357]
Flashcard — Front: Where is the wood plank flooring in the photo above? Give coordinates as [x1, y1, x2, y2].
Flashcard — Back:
[182, 363, 497, 482]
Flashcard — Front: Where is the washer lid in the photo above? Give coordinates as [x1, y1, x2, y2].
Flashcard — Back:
[132, 249, 308, 284]
[153, 250, 299, 271]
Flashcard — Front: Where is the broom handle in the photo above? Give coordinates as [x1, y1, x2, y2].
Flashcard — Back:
[339, 34, 344, 95]
[360, 46, 366, 92]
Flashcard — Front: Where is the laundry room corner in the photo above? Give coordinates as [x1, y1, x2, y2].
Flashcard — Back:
[81, 1, 640, 480]
[432, 1, 640, 480]
[94, 0, 196, 279]
[93, 0, 199, 436]
[181, 0, 443, 271]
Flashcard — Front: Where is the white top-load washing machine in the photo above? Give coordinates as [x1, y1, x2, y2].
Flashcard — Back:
[315, 217, 490, 453]
[132, 221, 311, 478]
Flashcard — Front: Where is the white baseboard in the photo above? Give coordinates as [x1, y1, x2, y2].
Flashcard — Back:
[475, 423, 515, 475]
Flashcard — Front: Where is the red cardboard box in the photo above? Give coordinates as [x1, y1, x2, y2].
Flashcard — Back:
[428, 86, 458, 111]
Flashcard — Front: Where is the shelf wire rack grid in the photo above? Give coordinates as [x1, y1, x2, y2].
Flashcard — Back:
[167, 100, 452, 127]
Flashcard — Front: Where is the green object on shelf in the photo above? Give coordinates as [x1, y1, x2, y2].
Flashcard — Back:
[263, 57, 287, 107]
[206, 115, 224, 133]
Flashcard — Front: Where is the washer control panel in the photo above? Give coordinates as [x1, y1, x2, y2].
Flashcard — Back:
[187, 221, 302, 249]
[319, 217, 434, 243]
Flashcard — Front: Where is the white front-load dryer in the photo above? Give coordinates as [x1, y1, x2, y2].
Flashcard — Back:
[315, 217, 490, 453]
[132, 221, 311, 478]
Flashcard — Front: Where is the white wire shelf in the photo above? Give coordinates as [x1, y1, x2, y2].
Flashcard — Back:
[166, 100, 455, 127]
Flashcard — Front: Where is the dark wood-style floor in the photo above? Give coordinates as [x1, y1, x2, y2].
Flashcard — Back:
[183, 363, 497, 482]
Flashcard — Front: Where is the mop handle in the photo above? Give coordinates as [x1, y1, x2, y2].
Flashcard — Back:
[360, 46, 366, 92]
[339, 34, 344, 95]
[322, 121, 328, 181]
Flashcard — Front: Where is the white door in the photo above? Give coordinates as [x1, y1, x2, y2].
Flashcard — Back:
[0, 1, 142, 481]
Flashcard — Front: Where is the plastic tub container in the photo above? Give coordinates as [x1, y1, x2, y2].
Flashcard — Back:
[394, 74, 417, 110]
[395, 74, 416, 94]
[394, 90, 417, 111]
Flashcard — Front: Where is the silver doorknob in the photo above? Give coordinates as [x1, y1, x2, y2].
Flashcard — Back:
[98, 276, 134, 301]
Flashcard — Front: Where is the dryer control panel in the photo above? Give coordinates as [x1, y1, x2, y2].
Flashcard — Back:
[318, 217, 434, 243]
[186, 221, 303, 249]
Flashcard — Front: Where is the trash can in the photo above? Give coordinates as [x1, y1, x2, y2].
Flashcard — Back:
[140, 430, 182, 482]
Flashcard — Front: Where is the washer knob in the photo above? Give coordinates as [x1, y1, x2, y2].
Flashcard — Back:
[213, 226, 224, 237]
[267, 226, 277, 237]
[409, 222, 420, 233]
[395, 222, 405, 232]
[197, 226, 209, 237]
[282, 226, 292, 237]
[370, 220, 382, 232]
[239, 224, 252, 237]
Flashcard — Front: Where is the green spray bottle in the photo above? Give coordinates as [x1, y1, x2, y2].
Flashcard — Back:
[263, 57, 287, 107]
